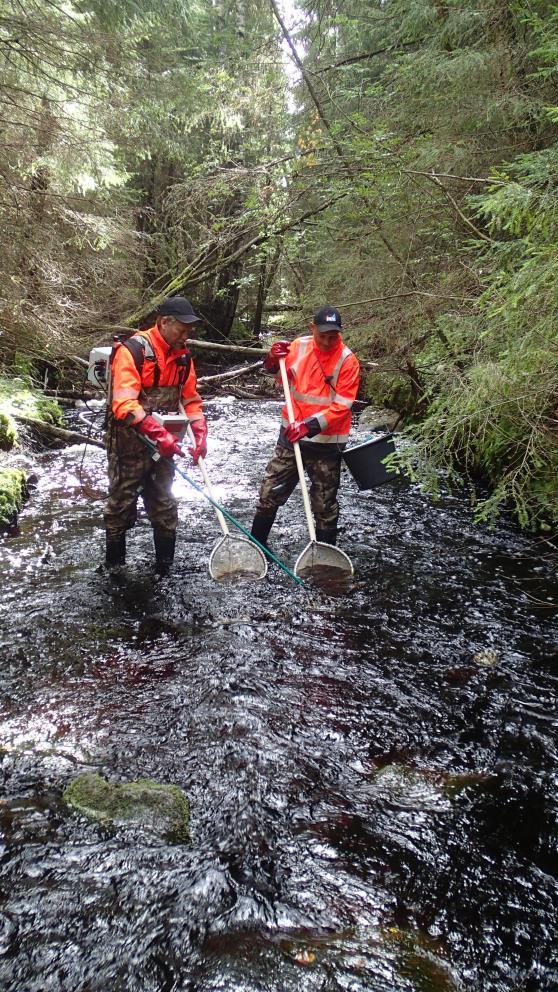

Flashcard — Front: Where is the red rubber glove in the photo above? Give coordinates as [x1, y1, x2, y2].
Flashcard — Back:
[137, 415, 184, 459]
[188, 416, 208, 464]
[285, 420, 310, 443]
[263, 340, 291, 371]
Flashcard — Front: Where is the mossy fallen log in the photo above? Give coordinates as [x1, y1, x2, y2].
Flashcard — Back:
[0, 468, 26, 527]
[11, 414, 105, 449]
[0, 377, 64, 450]
[63, 772, 190, 842]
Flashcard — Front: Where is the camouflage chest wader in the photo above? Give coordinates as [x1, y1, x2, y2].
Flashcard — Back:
[104, 383, 182, 540]
[256, 443, 342, 532]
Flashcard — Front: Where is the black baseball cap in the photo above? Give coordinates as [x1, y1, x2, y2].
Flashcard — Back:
[157, 296, 201, 324]
[313, 305, 342, 332]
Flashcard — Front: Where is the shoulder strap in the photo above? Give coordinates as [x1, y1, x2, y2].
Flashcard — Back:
[123, 334, 160, 386]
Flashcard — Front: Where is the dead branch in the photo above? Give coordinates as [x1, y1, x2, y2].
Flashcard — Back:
[407, 172, 494, 243]
[309, 40, 423, 73]
[404, 169, 508, 187]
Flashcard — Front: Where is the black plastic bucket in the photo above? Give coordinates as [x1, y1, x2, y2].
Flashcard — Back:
[342, 433, 397, 490]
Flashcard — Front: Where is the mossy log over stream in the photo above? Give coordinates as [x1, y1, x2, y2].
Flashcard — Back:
[63, 772, 190, 842]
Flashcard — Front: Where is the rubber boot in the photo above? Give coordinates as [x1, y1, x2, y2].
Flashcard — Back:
[250, 511, 276, 551]
[315, 526, 337, 546]
[153, 528, 176, 573]
[105, 531, 126, 567]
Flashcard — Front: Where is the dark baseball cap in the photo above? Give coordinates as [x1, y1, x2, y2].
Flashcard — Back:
[157, 296, 201, 324]
[313, 305, 342, 332]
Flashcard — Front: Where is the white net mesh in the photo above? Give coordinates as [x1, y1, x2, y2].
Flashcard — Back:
[294, 541, 353, 579]
[209, 534, 268, 581]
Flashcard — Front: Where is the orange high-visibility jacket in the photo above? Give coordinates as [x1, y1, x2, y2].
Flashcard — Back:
[110, 324, 203, 425]
[282, 335, 360, 445]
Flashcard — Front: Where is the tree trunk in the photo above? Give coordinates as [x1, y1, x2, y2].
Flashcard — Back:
[252, 257, 268, 337]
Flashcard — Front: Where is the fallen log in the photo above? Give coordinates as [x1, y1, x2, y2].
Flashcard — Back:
[12, 414, 105, 449]
[184, 338, 267, 356]
[227, 387, 266, 400]
[41, 395, 76, 407]
[45, 389, 98, 401]
[90, 335, 267, 357]
[198, 360, 263, 384]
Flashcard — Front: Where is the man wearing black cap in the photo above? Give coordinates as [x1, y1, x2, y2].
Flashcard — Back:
[103, 296, 207, 570]
[251, 305, 360, 550]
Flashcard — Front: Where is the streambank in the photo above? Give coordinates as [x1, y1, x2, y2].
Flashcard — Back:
[0, 376, 66, 529]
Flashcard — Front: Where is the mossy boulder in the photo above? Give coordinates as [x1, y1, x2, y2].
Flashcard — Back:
[0, 412, 17, 451]
[63, 772, 190, 842]
[31, 395, 63, 425]
[0, 468, 27, 526]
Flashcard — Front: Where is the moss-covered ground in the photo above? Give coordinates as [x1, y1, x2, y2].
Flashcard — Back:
[0, 375, 62, 450]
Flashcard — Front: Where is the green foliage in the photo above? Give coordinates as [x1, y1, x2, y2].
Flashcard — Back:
[280, 0, 558, 530]
[366, 371, 415, 413]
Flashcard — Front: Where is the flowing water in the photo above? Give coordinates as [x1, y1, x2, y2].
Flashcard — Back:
[0, 398, 557, 992]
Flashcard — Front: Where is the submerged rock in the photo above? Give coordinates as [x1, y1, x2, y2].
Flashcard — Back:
[385, 927, 462, 992]
[368, 764, 451, 812]
[63, 772, 190, 842]
[472, 648, 499, 668]
[368, 763, 489, 807]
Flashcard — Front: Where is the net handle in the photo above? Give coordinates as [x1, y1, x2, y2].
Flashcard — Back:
[179, 402, 229, 537]
[278, 357, 317, 543]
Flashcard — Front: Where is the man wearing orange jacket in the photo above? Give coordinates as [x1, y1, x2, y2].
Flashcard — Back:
[104, 296, 208, 570]
[251, 305, 360, 550]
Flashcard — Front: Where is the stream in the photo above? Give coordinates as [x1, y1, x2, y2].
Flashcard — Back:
[0, 397, 557, 991]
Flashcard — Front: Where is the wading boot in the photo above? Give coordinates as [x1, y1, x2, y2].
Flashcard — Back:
[153, 528, 176, 574]
[105, 531, 126, 568]
[250, 511, 277, 551]
[315, 527, 337, 546]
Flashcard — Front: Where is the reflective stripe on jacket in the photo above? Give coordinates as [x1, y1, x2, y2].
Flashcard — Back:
[111, 324, 203, 425]
[281, 335, 360, 444]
